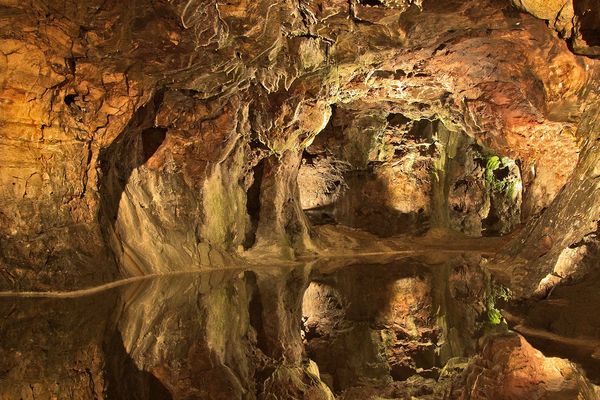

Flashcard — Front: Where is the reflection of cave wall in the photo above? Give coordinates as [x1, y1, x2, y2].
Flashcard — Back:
[298, 107, 523, 237]
[2, 257, 596, 400]
[302, 258, 489, 394]
[0, 294, 118, 399]
[110, 268, 335, 399]
[507, 225, 600, 384]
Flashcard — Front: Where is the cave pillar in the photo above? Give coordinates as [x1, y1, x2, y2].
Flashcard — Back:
[253, 150, 315, 257]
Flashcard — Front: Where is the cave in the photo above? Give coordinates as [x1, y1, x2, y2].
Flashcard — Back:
[0, 0, 599, 399]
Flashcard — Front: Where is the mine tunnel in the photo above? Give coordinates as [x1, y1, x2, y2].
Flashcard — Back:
[0, 0, 599, 399]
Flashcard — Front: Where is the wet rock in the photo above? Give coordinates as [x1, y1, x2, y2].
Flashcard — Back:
[460, 333, 598, 400]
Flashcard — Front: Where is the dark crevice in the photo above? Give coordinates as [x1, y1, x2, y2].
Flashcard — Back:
[244, 159, 265, 249]
[141, 127, 167, 164]
[358, 0, 384, 6]
[482, 199, 501, 236]
[64, 93, 78, 106]
[574, 0, 600, 46]
[247, 282, 269, 355]
[65, 57, 76, 74]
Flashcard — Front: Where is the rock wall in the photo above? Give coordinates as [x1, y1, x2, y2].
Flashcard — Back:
[299, 114, 523, 237]
[0, 0, 599, 305]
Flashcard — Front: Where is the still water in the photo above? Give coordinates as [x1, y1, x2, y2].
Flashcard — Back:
[0, 254, 596, 399]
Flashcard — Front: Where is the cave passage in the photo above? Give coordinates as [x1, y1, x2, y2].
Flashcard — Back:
[298, 115, 524, 238]
[1, 0, 600, 398]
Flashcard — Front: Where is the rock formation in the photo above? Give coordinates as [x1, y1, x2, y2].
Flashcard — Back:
[0, 0, 599, 398]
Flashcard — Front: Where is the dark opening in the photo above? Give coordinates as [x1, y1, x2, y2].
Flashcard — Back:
[358, 0, 384, 5]
[301, 149, 319, 166]
[64, 94, 78, 106]
[493, 166, 510, 180]
[141, 127, 167, 163]
[482, 198, 501, 236]
[406, 119, 433, 140]
[580, 27, 600, 46]
[244, 159, 265, 249]
[386, 113, 411, 127]
[391, 364, 418, 381]
[574, 0, 600, 46]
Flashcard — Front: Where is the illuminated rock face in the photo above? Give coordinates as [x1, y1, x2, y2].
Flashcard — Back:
[1, 0, 598, 290]
[460, 333, 598, 400]
[512, 0, 600, 57]
[0, 0, 599, 398]
[299, 116, 523, 237]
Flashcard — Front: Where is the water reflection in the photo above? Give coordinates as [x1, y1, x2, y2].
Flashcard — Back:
[0, 254, 591, 399]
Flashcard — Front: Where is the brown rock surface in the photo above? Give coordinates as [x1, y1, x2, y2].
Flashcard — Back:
[460, 333, 597, 400]
[1, 0, 600, 398]
[1, 0, 598, 290]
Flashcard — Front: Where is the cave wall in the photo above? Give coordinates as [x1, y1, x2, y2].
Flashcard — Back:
[299, 113, 523, 237]
[0, 0, 598, 295]
[495, 76, 600, 296]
